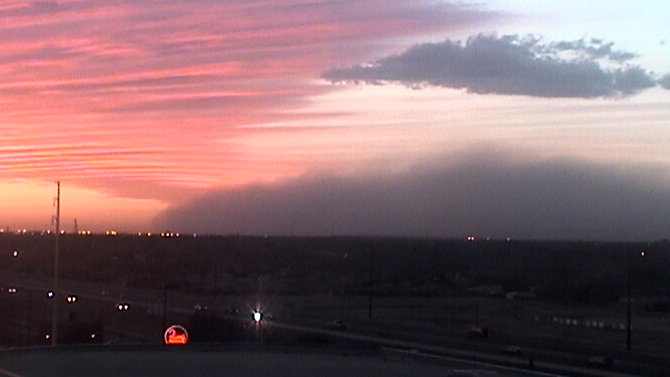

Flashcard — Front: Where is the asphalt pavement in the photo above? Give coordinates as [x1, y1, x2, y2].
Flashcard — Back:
[0, 345, 578, 377]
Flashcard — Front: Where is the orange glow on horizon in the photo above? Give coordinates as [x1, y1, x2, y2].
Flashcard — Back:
[0, 180, 166, 233]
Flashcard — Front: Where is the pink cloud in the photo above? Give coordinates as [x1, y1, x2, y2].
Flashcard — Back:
[0, 0, 496, 213]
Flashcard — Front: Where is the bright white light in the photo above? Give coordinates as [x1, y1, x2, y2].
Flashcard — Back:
[253, 311, 263, 322]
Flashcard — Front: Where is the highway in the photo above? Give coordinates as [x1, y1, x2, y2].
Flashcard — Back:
[265, 321, 648, 377]
[0, 345, 569, 377]
[0, 274, 664, 377]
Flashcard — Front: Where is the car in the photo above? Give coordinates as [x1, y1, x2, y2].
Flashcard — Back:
[116, 303, 130, 311]
[327, 320, 346, 330]
[468, 327, 488, 338]
[194, 303, 208, 311]
[7, 287, 17, 294]
[588, 356, 613, 368]
[503, 346, 522, 355]
[66, 294, 78, 303]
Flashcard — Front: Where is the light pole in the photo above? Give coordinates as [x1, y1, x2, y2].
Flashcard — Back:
[253, 310, 264, 343]
[162, 283, 167, 332]
[625, 248, 647, 351]
[626, 249, 631, 351]
[51, 181, 60, 346]
[368, 244, 373, 321]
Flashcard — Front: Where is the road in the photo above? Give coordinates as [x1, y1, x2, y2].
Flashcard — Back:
[265, 321, 653, 377]
[0, 273, 664, 377]
[0, 344, 600, 377]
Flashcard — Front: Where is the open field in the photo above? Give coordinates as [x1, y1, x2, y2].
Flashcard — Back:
[1, 234, 670, 375]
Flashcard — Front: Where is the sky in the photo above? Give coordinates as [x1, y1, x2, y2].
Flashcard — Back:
[1, 0, 669, 241]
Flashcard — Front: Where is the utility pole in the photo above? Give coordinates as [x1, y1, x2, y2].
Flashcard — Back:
[51, 181, 60, 346]
[626, 249, 632, 351]
[162, 283, 167, 332]
[368, 244, 373, 321]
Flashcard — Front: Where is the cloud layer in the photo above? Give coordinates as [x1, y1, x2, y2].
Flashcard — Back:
[324, 35, 660, 98]
[154, 148, 670, 241]
[660, 74, 670, 89]
[0, 0, 495, 201]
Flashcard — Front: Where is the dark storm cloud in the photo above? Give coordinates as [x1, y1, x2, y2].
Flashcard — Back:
[153, 149, 670, 241]
[323, 34, 658, 98]
[660, 74, 670, 89]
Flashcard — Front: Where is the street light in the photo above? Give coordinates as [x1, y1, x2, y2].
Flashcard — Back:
[626, 248, 646, 351]
[252, 310, 264, 344]
[253, 311, 263, 323]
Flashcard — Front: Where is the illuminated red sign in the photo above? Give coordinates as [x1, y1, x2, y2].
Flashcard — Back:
[164, 325, 188, 345]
